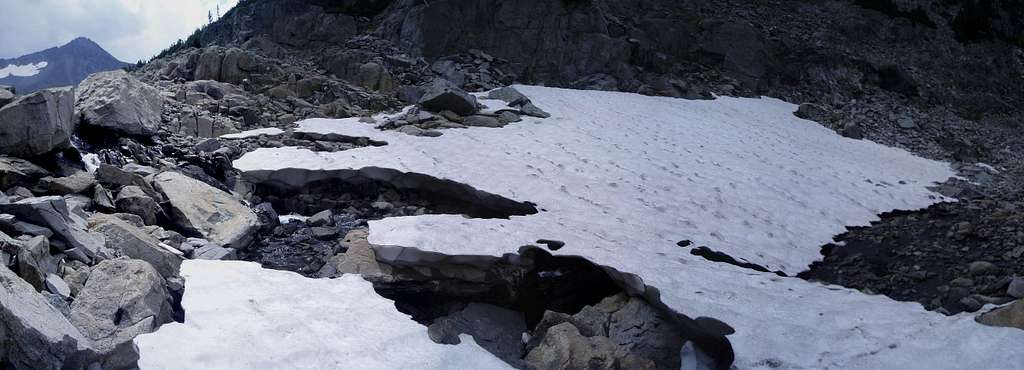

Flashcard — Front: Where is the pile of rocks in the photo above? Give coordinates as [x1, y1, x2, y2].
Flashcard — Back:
[374, 84, 550, 137]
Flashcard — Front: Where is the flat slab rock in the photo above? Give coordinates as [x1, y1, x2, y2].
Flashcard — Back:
[153, 171, 258, 248]
[134, 260, 511, 369]
[234, 85, 1024, 369]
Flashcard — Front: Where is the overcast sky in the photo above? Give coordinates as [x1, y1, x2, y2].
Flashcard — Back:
[1, 0, 239, 62]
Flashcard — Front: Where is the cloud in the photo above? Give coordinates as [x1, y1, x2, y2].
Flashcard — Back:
[0, 0, 238, 62]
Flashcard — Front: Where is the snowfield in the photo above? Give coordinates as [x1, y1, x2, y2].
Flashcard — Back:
[228, 86, 1024, 369]
[0, 61, 48, 78]
[219, 127, 285, 139]
[134, 260, 511, 369]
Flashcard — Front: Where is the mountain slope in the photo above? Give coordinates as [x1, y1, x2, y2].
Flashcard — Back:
[0, 37, 129, 93]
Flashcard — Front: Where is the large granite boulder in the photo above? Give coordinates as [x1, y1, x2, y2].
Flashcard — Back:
[70, 258, 173, 369]
[1, 264, 97, 369]
[88, 214, 183, 278]
[153, 172, 258, 248]
[76, 70, 163, 137]
[0, 87, 74, 157]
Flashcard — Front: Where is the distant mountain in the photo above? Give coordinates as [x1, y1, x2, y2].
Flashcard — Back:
[0, 37, 129, 94]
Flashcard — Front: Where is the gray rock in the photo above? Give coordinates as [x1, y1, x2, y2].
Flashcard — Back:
[463, 115, 503, 128]
[92, 184, 115, 211]
[897, 115, 916, 129]
[14, 235, 55, 291]
[153, 172, 259, 248]
[0, 156, 49, 189]
[0, 264, 96, 370]
[96, 164, 158, 198]
[0, 214, 54, 237]
[976, 299, 1024, 330]
[1008, 277, 1024, 299]
[195, 49, 224, 81]
[525, 322, 655, 370]
[38, 171, 96, 195]
[87, 214, 182, 278]
[45, 273, 72, 299]
[519, 102, 551, 118]
[75, 70, 163, 137]
[311, 226, 339, 240]
[429, 303, 528, 365]
[0, 196, 105, 264]
[70, 258, 173, 369]
[193, 244, 237, 260]
[307, 209, 334, 227]
[968, 261, 999, 276]
[0, 87, 74, 157]
[194, 138, 223, 152]
[317, 229, 391, 280]
[497, 111, 522, 124]
[115, 185, 160, 225]
[0, 85, 14, 107]
[839, 122, 863, 139]
[418, 80, 479, 115]
[487, 86, 530, 105]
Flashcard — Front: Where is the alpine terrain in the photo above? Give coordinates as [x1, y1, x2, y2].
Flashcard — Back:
[0, 1, 1023, 370]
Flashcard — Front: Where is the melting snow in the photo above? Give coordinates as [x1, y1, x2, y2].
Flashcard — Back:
[219, 127, 285, 139]
[230, 86, 1024, 369]
[134, 260, 511, 369]
[0, 61, 48, 78]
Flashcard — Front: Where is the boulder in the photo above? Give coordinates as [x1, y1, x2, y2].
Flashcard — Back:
[463, 115, 503, 128]
[0, 87, 74, 157]
[45, 273, 72, 299]
[520, 102, 551, 118]
[0, 196, 105, 264]
[93, 184, 115, 211]
[0, 156, 49, 189]
[194, 49, 224, 81]
[317, 229, 390, 280]
[487, 86, 531, 105]
[88, 214, 182, 278]
[1, 264, 96, 370]
[192, 244, 238, 260]
[70, 258, 173, 369]
[976, 299, 1024, 330]
[96, 163, 158, 198]
[0, 213, 54, 237]
[37, 171, 96, 195]
[14, 235, 56, 292]
[418, 80, 479, 115]
[75, 70, 163, 137]
[497, 111, 522, 124]
[153, 172, 258, 248]
[115, 185, 160, 225]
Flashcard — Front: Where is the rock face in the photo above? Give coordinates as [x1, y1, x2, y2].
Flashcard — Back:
[88, 214, 183, 278]
[153, 171, 258, 248]
[1, 264, 96, 369]
[70, 258, 173, 369]
[0, 196, 105, 264]
[76, 70, 163, 137]
[0, 87, 74, 157]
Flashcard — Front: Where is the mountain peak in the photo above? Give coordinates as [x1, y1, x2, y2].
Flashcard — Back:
[63, 36, 103, 50]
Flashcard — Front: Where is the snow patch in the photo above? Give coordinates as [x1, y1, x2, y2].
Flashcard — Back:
[232, 86, 1024, 369]
[134, 260, 512, 369]
[0, 61, 49, 78]
[219, 127, 285, 139]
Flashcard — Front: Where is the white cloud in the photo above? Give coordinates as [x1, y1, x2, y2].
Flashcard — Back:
[0, 0, 239, 62]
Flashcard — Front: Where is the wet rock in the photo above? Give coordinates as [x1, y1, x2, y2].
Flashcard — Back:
[153, 171, 258, 248]
[418, 80, 479, 116]
[0, 196, 105, 264]
[0, 264, 96, 370]
[0, 156, 49, 189]
[70, 258, 173, 369]
[115, 185, 160, 225]
[88, 214, 183, 278]
[0, 87, 74, 157]
[976, 299, 1024, 330]
[76, 70, 163, 137]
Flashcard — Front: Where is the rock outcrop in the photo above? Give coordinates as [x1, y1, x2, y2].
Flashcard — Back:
[0, 87, 74, 157]
[0, 196, 105, 264]
[76, 70, 163, 137]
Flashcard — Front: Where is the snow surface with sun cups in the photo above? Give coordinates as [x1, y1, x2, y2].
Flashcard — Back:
[144, 86, 1024, 370]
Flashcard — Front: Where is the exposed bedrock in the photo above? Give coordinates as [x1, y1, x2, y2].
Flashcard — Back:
[241, 166, 538, 218]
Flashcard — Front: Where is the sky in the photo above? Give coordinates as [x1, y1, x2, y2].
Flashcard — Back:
[1, 0, 239, 62]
